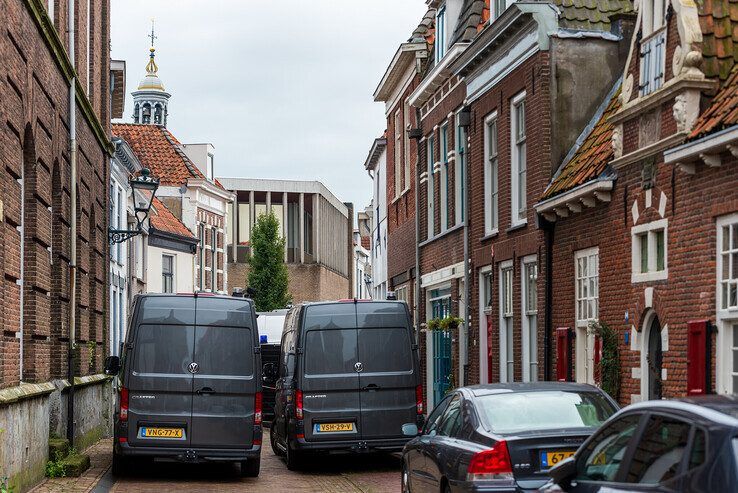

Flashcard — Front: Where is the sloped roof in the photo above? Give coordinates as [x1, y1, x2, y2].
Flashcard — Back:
[689, 65, 738, 138]
[542, 85, 621, 200]
[554, 0, 633, 31]
[699, 0, 738, 81]
[150, 197, 195, 239]
[361, 236, 371, 250]
[412, 7, 437, 41]
[112, 124, 206, 186]
[452, 0, 487, 44]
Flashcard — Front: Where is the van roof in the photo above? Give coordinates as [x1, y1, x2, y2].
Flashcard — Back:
[301, 299, 407, 307]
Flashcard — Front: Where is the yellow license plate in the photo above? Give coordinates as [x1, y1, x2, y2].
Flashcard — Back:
[317, 423, 354, 432]
[141, 427, 184, 438]
[541, 450, 575, 469]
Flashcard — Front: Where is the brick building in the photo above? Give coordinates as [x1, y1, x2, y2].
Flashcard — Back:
[535, 0, 738, 404]
[0, 0, 117, 489]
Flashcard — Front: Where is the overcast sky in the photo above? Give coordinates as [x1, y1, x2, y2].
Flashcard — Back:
[111, 0, 427, 212]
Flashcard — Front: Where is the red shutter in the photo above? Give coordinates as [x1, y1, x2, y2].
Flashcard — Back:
[556, 328, 572, 382]
[687, 320, 710, 395]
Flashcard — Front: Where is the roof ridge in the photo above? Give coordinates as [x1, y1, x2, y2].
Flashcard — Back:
[158, 126, 203, 180]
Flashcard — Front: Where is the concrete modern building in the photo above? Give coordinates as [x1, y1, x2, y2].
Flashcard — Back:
[365, 136, 388, 301]
[219, 178, 353, 303]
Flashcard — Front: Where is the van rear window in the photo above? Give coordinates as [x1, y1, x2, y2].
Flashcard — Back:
[358, 328, 413, 373]
[133, 325, 194, 375]
[304, 329, 357, 375]
[194, 326, 254, 377]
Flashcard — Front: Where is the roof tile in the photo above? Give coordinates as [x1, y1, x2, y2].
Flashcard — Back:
[689, 64, 738, 138]
[150, 197, 195, 239]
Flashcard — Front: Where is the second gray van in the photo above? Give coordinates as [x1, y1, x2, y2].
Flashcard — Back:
[268, 300, 423, 469]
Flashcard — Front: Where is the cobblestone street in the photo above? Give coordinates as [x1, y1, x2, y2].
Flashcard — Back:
[32, 430, 401, 493]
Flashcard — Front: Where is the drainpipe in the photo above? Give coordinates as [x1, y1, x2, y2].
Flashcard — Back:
[67, 0, 78, 447]
[542, 217, 555, 381]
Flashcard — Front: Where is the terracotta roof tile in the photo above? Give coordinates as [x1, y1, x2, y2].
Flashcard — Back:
[541, 86, 621, 200]
[112, 124, 206, 186]
[699, 0, 738, 80]
[361, 236, 371, 250]
[150, 197, 195, 239]
[690, 64, 738, 138]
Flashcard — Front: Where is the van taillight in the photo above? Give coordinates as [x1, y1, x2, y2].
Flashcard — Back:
[254, 392, 263, 426]
[415, 385, 423, 415]
[119, 387, 129, 422]
[467, 441, 514, 483]
[295, 389, 303, 420]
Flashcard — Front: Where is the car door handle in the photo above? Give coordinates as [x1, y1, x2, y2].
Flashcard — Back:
[362, 384, 381, 391]
[196, 387, 216, 395]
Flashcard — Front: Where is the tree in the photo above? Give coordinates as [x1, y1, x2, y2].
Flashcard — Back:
[248, 211, 291, 311]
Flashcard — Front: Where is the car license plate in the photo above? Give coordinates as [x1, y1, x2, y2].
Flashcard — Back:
[540, 450, 575, 469]
[316, 423, 354, 433]
[139, 427, 184, 439]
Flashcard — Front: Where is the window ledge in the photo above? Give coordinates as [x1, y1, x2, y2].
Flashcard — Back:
[419, 223, 464, 248]
[480, 230, 499, 242]
[631, 270, 668, 283]
[391, 188, 412, 205]
[506, 221, 527, 233]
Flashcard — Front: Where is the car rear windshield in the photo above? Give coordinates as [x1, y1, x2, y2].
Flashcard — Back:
[133, 324, 194, 375]
[304, 329, 357, 375]
[476, 391, 616, 434]
[358, 328, 413, 373]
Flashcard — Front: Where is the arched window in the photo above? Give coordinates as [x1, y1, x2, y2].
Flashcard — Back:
[133, 103, 140, 124]
[154, 104, 162, 125]
[142, 103, 152, 124]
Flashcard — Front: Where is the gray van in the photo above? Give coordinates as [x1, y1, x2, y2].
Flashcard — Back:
[104, 293, 262, 477]
[268, 300, 423, 469]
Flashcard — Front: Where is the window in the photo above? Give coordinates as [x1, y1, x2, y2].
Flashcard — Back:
[455, 111, 466, 225]
[198, 224, 205, 290]
[211, 228, 217, 291]
[440, 123, 450, 231]
[500, 263, 514, 382]
[484, 113, 499, 234]
[482, 270, 493, 309]
[426, 135, 435, 239]
[631, 219, 668, 282]
[237, 203, 251, 244]
[437, 395, 463, 438]
[394, 109, 402, 198]
[424, 394, 453, 435]
[492, 0, 507, 20]
[395, 285, 409, 304]
[162, 254, 174, 293]
[435, 5, 446, 61]
[577, 414, 642, 483]
[717, 215, 738, 394]
[625, 415, 690, 484]
[404, 99, 411, 192]
[640, 29, 666, 96]
[719, 217, 738, 310]
[207, 153, 214, 180]
[522, 258, 538, 382]
[511, 93, 527, 225]
[575, 247, 599, 384]
[304, 329, 357, 375]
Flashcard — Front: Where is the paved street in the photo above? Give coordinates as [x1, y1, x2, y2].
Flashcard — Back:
[34, 430, 401, 493]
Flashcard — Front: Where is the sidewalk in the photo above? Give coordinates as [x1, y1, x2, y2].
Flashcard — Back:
[31, 439, 113, 493]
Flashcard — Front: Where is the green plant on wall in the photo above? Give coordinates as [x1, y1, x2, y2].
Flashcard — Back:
[588, 320, 621, 401]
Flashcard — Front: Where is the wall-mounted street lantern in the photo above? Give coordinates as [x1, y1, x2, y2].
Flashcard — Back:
[109, 168, 159, 244]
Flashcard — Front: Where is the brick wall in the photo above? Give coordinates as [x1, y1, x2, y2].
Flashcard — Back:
[1, 0, 110, 388]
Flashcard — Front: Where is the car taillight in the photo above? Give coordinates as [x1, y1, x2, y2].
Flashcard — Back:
[119, 387, 129, 422]
[467, 441, 514, 483]
[416, 385, 424, 415]
[254, 392, 263, 426]
[295, 389, 303, 420]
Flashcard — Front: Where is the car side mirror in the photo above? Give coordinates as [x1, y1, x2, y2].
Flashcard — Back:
[402, 423, 419, 437]
[104, 356, 121, 375]
[549, 457, 577, 487]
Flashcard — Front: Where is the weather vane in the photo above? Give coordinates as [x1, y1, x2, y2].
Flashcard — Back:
[148, 18, 157, 47]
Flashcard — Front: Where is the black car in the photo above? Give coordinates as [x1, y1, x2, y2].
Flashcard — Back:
[545, 395, 738, 492]
[401, 383, 618, 492]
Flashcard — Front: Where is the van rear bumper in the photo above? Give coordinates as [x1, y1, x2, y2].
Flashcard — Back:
[115, 442, 261, 462]
[294, 436, 410, 453]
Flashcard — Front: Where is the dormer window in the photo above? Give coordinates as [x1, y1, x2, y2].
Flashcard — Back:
[639, 0, 667, 96]
[436, 4, 447, 61]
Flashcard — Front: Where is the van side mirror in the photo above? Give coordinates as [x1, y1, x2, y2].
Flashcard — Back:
[402, 423, 419, 437]
[104, 356, 121, 375]
[549, 457, 577, 487]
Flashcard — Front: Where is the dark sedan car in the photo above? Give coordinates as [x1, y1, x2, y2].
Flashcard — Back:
[401, 383, 618, 492]
[545, 395, 738, 492]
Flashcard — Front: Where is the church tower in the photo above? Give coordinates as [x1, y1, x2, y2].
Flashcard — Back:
[132, 23, 170, 126]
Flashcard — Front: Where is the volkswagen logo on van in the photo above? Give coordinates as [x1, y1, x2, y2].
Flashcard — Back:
[188, 362, 200, 374]
[354, 362, 363, 373]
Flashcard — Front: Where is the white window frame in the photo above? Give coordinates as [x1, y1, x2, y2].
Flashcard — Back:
[717, 213, 738, 394]
[394, 109, 402, 199]
[521, 256, 538, 382]
[454, 110, 466, 226]
[162, 253, 175, 294]
[499, 260, 514, 383]
[574, 247, 599, 384]
[478, 266, 493, 384]
[631, 218, 668, 282]
[440, 123, 449, 232]
[435, 4, 447, 62]
[484, 112, 499, 235]
[510, 91, 527, 227]
[403, 99, 411, 194]
[48, 0, 54, 22]
[426, 134, 435, 239]
[639, 28, 666, 97]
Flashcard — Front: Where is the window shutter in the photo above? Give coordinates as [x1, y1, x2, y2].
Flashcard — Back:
[687, 320, 711, 395]
[556, 327, 572, 382]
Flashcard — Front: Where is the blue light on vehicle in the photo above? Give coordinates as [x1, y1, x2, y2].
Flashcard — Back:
[260, 335, 268, 344]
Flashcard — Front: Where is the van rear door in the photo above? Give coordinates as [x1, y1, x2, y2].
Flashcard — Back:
[356, 302, 417, 440]
[189, 297, 258, 449]
[300, 303, 361, 442]
[126, 296, 195, 448]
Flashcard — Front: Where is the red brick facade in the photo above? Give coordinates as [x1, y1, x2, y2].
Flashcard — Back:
[1, 0, 111, 388]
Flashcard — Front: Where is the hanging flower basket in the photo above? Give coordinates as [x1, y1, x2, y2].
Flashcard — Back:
[427, 315, 464, 331]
